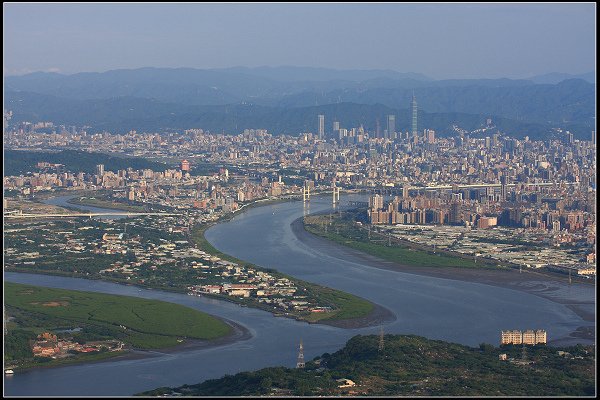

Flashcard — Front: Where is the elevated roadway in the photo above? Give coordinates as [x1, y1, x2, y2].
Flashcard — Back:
[4, 211, 181, 219]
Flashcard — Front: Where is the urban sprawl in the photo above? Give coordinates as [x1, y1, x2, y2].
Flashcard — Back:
[3, 99, 596, 282]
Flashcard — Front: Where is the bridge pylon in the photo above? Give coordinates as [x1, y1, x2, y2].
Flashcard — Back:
[303, 182, 311, 203]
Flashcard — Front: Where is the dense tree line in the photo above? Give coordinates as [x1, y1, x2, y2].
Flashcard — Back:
[4, 150, 167, 176]
[4, 329, 36, 362]
[140, 334, 595, 396]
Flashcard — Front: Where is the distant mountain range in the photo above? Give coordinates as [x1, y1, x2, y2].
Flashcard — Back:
[527, 71, 595, 85]
[4, 67, 596, 140]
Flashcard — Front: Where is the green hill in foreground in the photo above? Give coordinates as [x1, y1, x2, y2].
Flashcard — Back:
[140, 334, 595, 397]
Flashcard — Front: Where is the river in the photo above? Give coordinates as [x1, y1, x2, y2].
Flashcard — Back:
[42, 194, 128, 220]
[4, 194, 594, 396]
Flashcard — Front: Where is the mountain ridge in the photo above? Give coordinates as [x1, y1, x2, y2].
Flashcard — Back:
[5, 67, 595, 140]
[7, 90, 586, 140]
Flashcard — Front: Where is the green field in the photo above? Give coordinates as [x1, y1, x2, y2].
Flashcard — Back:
[68, 196, 148, 212]
[304, 213, 501, 269]
[300, 283, 374, 322]
[5, 282, 232, 350]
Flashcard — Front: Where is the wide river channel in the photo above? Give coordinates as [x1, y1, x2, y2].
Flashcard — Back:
[4, 194, 595, 396]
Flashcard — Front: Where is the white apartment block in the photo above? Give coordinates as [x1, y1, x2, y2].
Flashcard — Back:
[501, 329, 546, 345]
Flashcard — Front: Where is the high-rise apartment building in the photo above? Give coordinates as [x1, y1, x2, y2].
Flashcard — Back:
[500, 175, 509, 200]
[369, 194, 384, 211]
[96, 164, 105, 176]
[449, 201, 461, 225]
[501, 330, 546, 345]
[424, 129, 435, 144]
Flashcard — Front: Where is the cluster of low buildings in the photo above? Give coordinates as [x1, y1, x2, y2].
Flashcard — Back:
[186, 256, 332, 313]
[375, 223, 595, 276]
[32, 332, 123, 358]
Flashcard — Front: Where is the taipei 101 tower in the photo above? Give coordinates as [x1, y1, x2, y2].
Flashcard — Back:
[411, 93, 418, 137]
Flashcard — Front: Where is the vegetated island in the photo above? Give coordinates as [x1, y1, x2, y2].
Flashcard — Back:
[138, 334, 595, 397]
[4, 282, 239, 372]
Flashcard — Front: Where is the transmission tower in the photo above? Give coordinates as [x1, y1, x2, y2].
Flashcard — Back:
[296, 339, 305, 368]
[378, 327, 384, 352]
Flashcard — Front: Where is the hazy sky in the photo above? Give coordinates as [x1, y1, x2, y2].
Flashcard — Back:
[3, 3, 596, 79]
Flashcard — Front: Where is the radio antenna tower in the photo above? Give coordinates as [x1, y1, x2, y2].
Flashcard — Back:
[378, 327, 385, 352]
[296, 339, 305, 368]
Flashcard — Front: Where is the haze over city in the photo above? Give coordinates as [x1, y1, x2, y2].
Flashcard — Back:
[3, 2, 596, 79]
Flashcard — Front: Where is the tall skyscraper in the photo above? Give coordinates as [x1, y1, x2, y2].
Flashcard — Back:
[318, 115, 325, 140]
[411, 93, 418, 137]
[333, 120, 340, 132]
[387, 115, 395, 140]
